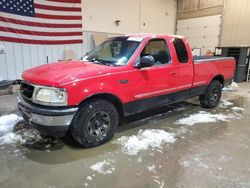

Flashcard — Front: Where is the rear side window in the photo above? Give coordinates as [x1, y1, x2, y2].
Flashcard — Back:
[173, 38, 189, 63]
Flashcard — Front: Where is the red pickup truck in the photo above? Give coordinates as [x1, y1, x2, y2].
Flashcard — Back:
[17, 34, 235, 147]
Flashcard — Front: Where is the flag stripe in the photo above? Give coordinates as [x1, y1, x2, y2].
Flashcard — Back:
[35, 0, 81, 8]
[0, 12, 82, 24]
[34, 3, 81, 12]
[36, 13, 82, 20]
[0, 17, 82, 28]
[47, 0, 81, 3]
[35, 7, 81, 16]
[0, 31, 82, 40]
[0, 26, 82, 36]
[0, 21, 82, 32]
[0, 36, 82, 44]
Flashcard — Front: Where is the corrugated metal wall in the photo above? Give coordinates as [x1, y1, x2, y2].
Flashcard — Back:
[199, 0, 223, 9]
[0, 42, 84, 80]
[177, 0, 223, 19]
[178, 0, 199, 12]
[178, 0, 223, 12]
[220, 0, 250, 47]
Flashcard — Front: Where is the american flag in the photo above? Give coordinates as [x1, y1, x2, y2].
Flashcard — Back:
[0, 0, 82, 44]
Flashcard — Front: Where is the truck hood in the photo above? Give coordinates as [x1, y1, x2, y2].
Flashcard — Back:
[22, 60, 116, 86]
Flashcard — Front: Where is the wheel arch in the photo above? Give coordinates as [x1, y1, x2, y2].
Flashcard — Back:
[79, 93, 125, 117]
[211, 74, 224, 87]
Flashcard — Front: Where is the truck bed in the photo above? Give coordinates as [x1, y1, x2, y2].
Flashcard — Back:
[192, 56, 235, 91]
[193, 56, 234, 63]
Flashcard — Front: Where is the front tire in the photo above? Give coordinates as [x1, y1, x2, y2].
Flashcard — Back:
[70, 99, 119, 147]
[199, 80, 222, 108]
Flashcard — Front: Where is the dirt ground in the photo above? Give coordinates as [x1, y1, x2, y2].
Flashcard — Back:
[0, 83, 250, 188]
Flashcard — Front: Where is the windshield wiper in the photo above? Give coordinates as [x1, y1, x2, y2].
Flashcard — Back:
[86, 57, 112, 66]
[85, 57, 96, 62]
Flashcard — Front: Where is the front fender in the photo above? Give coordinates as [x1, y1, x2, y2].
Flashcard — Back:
[66, 74, 131, 106]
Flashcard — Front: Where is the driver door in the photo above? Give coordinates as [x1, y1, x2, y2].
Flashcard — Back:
[129, 38, 179, 112]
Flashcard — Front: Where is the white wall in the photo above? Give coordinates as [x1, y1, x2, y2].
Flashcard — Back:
[140, 0, 177, 34]
[82, 0, 177, 34]
[82, 0, 140, 34]
[177, 15, 221, 55]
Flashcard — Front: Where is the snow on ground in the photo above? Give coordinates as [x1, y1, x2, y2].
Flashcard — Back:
[0, 114, 23, 145]
[16, 128, 44, 145]
[222, 82, 238, 91]
[175, 111, 241, 126]
[231, 107, 244, 112]
[174, 106, 187, 112]
[147, 164, 157, 173]
[218, 100, 234, 108]
[90, 160, 115, 175]
[86, 176, 92, 181]
[179, 160, 190, 167]
[114, 129, 176, 155]
[0, 114, 44, 145]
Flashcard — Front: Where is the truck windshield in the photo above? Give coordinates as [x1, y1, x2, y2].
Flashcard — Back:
[83, 37, 141, 66]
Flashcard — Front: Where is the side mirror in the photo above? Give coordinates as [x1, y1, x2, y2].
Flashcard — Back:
[134, 55, 155, 68]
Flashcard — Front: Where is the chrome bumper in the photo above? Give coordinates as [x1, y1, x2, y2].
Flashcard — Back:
[17, 91, 78, 136]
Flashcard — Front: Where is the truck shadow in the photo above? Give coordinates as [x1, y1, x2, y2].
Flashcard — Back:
[118, 100, 198, 133]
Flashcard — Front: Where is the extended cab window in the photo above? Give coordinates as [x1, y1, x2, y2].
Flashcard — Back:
[141, 39, 171, 66]
[173, 38, 189, 63]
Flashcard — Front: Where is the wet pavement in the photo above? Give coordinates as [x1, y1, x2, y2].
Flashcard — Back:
[0, 83, 250, 188]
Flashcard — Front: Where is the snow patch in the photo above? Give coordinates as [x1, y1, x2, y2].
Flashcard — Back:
[0, 132, 22, 145]
[218, 100, 234, 108]
[114, 129, 176, 155]
[0, 114, 22, 133]
[15, 128, 43, 145]
[90, 160, 115, 175]
[174, 106, 187, 112]
[0, 114, 23, 145]
[176, 127, 188, 135]
[175, 111, 240, 126]
[222, 82, 238, 91]
[147, 164, 157, 173]
[153, 179, 161, 185]
[0, 114, 45, 146]
[231, 106, 244, 112]
[86, 176, 92, 181]
[137, 157, 142, 163]
[180, 160, 190, 167]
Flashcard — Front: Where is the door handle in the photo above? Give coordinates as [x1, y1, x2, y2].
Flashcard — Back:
[170, 71, 177, 76]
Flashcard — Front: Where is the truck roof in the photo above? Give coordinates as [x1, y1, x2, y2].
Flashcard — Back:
[123, 33, 185, 39]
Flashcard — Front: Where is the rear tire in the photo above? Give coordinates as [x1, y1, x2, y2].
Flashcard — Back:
[70, 99, 119, 147]
[199, 80, 222, 108]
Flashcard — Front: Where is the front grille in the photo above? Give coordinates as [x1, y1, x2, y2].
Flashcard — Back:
[20, 82, 34, 99]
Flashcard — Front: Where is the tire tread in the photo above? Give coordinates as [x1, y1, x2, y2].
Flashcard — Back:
[70, 99, 118, 147]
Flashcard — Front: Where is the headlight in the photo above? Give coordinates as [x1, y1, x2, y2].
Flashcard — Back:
[34, 87, 67, 105]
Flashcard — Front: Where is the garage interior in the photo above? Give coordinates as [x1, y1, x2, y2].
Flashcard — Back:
[0, 0, 250, 187]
